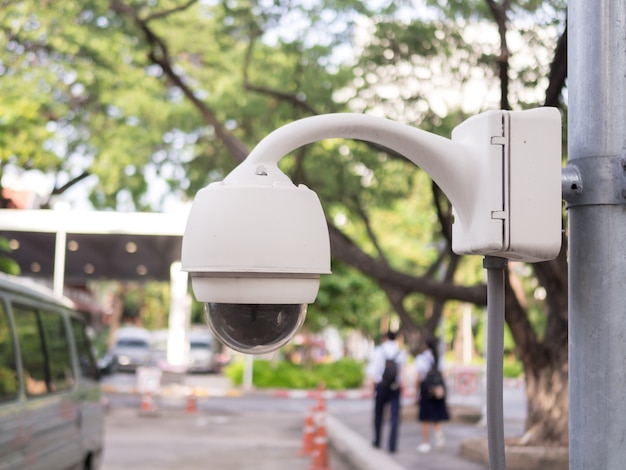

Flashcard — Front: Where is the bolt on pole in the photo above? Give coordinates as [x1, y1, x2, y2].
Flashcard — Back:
[568, 1, 626, 468]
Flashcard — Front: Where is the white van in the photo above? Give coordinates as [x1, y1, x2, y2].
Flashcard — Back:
[0, 274, 104, 470]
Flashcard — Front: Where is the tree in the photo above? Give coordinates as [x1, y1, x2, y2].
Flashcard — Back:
[354, 0, 569, 446]
[0, 237, 20, 275]
[1, 0, 568, 445]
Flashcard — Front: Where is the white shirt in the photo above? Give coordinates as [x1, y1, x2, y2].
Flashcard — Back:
[414, 349, 444, 381]
[366, 340, 406, 384]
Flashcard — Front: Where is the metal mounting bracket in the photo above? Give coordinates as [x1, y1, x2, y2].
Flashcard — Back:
[563, 155, 626, 207]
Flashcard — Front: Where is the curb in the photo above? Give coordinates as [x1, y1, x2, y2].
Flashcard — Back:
[101, 383, 378, 400]
[459, 437, 568, 470]
[269, 388, 418, 400]
[271, 389, 372, 400]
[101, 383, 397, 400]
[100, 383, 243, 398]
[101, 384, 487, 413]
[327, 414, 407, 470]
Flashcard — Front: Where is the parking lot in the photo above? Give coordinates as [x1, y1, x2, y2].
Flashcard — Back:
[101, 373, 355, 470]
[102, 407, 348, 470]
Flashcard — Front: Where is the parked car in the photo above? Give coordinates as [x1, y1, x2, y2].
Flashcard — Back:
[0, 273, 104, 470]
[188, 328, 218, 373]
[109, 326, 151, 372]
[148, 329, 169, 370]
[148, 328, 218, 373]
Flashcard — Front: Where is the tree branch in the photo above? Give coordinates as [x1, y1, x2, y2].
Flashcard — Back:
[504, 272, 539, 359]
[244, 82, 319, 115]
[379, 282, 423, 352]
[144, 0, 198, 23]
[327, 222, 487, 305]
[110, 0, 250, 163]
[431, 181, 453, 246]
[485, 0, 511, 110]
[533, 234, 569, 344]
[51, 171, 92, 196]
[426, 253, 460, 332]
[544, 25, 567, 108]
[353, 198, 390, 266]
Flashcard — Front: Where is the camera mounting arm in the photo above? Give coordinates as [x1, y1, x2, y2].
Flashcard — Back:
[181, 108, 561, 354]
[222, 108, 562, 262]
[225, 113, 475, 227]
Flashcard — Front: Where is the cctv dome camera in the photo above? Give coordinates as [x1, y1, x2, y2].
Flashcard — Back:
[205, 303, 307, 354]
[181, 160, 331, 354]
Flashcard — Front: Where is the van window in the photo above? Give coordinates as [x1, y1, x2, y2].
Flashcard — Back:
[40, 310, 75, 392]
[13, 305, 49, 396]
[13, 305, 75, 396]
[70, 317, 99, 380]
[0, 302, 19, 403]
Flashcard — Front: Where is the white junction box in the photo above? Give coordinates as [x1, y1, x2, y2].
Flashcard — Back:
[451, 108, 562, 263]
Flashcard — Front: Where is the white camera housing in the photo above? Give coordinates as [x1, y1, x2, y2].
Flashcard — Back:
[181, 161, 331, 354]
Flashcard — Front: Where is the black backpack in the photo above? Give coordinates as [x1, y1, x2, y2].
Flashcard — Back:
[380, 351, 400, 390]
[423, 364, 446, 400]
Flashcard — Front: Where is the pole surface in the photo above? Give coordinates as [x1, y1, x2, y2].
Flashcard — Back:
[568, 1, 626, 468]
[167, 261, 190, 368]
[483, 256, 507, 470]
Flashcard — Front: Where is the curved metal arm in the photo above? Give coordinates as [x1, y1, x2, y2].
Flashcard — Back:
[225, 113, 482, 228]
[221, 108, 562, 262]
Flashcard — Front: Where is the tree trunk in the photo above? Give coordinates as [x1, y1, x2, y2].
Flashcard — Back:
[522, 346, 569, 446]
[506, 247, 569, 447]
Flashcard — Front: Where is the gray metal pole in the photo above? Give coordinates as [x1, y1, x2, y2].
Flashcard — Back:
[568, 1, 626, 468]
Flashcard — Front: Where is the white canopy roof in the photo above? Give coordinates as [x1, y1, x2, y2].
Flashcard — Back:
[0, 209, 188, 283]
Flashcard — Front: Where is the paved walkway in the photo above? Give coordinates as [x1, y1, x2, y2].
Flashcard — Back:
[101, 372, 527, 470]
[102, 407, 355, 470]
[330, 398, 526, 470]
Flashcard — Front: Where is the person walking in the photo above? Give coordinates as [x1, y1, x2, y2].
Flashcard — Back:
[414, 337, 450, 453]
[366, 330, 406, 453]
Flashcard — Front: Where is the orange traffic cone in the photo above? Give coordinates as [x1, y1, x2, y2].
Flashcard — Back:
[308, 410, 332, 470]
[139, 392, 158, 416]
[315, 383, 326, 411]
[185, 391, 198, 414]
[299, 406, 316, 456]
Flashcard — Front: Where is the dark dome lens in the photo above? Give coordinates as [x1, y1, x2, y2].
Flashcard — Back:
[204, 303, 307, 354]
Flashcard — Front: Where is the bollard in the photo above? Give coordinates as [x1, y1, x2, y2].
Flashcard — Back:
[299, 406, 317, 456]
[308, 409, 332, 470]
[139, 392, 159, 416]
[185, 389, 198, 414]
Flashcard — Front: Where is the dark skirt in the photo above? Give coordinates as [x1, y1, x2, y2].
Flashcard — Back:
[418, 381, 450, 422]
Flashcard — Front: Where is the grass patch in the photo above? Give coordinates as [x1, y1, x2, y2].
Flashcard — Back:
[224, 358, 365, 390]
